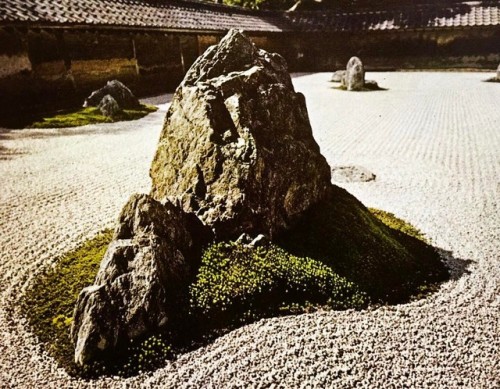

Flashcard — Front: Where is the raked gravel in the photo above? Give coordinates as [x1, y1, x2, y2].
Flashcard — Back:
[0, 72, 498, 388]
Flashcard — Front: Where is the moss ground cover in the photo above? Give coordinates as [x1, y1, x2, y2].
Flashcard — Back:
[369, 208, 427, 242]
[276, 186, 448, 302]
[189, 242, 367, 330]
[29, 104, 157, 129]
[21, 229, 113, 376]
[21, 201, 447, 377]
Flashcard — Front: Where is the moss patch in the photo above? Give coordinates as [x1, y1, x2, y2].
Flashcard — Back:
[277, 186, 448, 302]
[190, 242, 367, 330]
[21, 229, 113, 376]
[369, 208, 427, 242]
[28, 104, 157, 129]
[21, 200, 447, 377]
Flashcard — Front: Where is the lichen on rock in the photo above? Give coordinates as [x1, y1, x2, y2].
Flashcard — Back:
[71, 194, 212, 365]
[150, 29, 331, 240]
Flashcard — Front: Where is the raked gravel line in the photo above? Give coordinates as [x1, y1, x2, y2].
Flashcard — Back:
[0, 73, 498, 388]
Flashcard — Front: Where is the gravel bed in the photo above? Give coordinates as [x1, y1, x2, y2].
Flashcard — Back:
[0, 73, 498, 388]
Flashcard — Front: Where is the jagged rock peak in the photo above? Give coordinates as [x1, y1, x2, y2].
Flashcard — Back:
[150, 29, 331, 240]
[182, 29, 292, 89]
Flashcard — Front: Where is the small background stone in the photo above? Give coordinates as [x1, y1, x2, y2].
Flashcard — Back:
[331, 165, 376, 183]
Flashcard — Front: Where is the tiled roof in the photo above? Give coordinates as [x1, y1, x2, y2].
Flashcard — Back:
[285, 3, 500, 32]
[0, 0, 498, 32]
[0, 0, 291, 32]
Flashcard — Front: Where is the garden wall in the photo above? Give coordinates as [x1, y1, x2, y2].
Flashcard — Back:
[0, 25, 498, 123]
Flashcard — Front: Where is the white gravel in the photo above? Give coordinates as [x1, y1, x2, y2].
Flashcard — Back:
[0, 72, 499, 388]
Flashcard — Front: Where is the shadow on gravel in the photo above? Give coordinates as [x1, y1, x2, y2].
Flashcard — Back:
[0, 145, 27, 160]
[331, 85, 389, 92]
[436, 248, 474, 281]
[290, 72, 315, 79]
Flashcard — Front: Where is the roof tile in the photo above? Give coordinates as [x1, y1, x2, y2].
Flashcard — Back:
[0, 0, 498, 33]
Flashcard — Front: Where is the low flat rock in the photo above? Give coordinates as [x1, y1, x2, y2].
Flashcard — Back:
[331, 165, 376, 183]
[330, 70, 346, 83]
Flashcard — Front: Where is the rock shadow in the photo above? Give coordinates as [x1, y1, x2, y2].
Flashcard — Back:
[436, 248, 474, 282]
[331, 84, 388, 92]
[0, 144, 27, 160]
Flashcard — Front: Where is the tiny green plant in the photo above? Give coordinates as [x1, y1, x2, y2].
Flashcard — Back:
[190, 242, 368, 329]
[117, 334, 173, 377]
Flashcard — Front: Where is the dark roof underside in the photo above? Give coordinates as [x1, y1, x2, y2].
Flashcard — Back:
[0, 0, 498, 32]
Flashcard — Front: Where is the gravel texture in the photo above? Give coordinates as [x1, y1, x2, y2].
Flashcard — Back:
[0, 73, 499, 388]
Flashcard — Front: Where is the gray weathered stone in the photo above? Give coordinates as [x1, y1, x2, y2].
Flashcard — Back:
[98, 94, 121, 118]
[330, 70, 346, 83]
[331, 165, 376, 183]
[497, 63, 500, 79]
[345, 57, 365, 91]
[71, 193, 213, 365]
[150, 29, 331, 240]
[84, 80, 140, 109]
[248, 234, 269, 248]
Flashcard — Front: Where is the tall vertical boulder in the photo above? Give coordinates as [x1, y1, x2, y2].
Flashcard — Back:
[345, 56, 365, 91]
[150, 29, 331, 240]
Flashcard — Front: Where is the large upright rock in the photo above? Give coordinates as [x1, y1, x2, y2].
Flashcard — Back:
[84, 80, 140, 109]
[71, 194, 213, 365]
[345, 56, 364, 91]
[150, 29, 331, 239]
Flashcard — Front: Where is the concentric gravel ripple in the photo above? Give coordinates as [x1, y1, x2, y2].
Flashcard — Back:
[0, 73, 498, 388]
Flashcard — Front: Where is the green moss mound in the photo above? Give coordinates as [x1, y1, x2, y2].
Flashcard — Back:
[21, 229, 113, 376]
[29, 104, 157, 129]
[369, 208, 427, 242]
[190, 242, 367, 329]
[277, 186, 448, 302]
[21, 201, 447, 377]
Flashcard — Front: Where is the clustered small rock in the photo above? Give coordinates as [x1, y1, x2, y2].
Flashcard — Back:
[84, 80, 140, 118]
